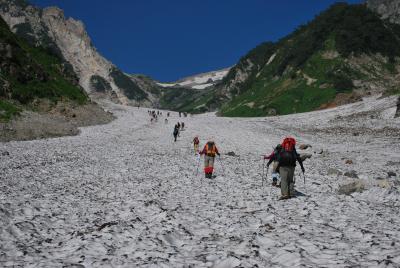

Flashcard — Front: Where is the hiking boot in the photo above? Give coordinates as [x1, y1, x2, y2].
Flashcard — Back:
[272, 178, 277, 186]
[279, 195, 290, 200]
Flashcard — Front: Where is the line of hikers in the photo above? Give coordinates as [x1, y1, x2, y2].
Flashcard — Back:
[149, 110, 173, 123]
[192, 136, 305, 200]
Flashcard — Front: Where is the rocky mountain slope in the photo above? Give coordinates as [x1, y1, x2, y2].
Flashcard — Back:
[183, 2, 400, 116]
[0, 0, 155, 106]
[0, 14, 114, 141]
[367, 0, 400, 24]
[2, 0, 399, 117]
[0, 13, 85, 118]
[155, 68, 231, 113]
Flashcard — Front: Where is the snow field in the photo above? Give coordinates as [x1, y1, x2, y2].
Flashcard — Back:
[0, 96, 400, 267]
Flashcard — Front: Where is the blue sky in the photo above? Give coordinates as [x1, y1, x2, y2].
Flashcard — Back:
[30, 0, 362, 82]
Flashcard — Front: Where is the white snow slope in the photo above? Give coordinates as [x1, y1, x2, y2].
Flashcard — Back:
[1, 96, 400, 267]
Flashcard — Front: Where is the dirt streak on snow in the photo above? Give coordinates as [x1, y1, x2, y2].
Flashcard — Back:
[0, 96, 399, 267]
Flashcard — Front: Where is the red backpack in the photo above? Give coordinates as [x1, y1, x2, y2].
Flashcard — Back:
[282, 137, 296, 152]
[278, 137, 297, 166]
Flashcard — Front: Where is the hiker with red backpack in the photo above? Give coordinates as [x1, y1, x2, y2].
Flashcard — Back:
[276, 137, 305, 200]
[199, 140, 220, 178]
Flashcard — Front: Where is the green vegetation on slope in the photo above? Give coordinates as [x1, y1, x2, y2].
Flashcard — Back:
[0, 15, 87, 121]
[0, 100, 20, 122]
[90, 75, 112, 92]
[110, 68, 147, 101]
[159, 87, 214, 113]
[217, 3, 400, 117]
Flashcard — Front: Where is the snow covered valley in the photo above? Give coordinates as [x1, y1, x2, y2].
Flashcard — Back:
[1, 96, 400, 267]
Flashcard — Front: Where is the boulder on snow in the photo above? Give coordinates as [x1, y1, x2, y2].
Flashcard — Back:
[344, 170, 359, 178]
[376, 179, 391, 189]
[338, 177, 392, 195]
[328, 168, 343, 176]
[1, 151, 9, 156]
[345, 159, 354, 164]
[226, 151, 237, 157]
[314, 149, 324, 154]
[299, 144, 312, 150]
[387, 171, 397, 178]
[300, 154, 312, 162]
[386, 161, 400, 166]
[338, 180, 365, 195]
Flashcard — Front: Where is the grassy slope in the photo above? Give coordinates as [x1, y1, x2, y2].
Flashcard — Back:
[220, 48, 342, 116]
[159, 87, 215, 113]
[218, 3, 400, 117]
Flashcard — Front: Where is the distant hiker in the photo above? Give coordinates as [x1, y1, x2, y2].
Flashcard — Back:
[179, 112, 181, 117]
[167, 112, 170, 117]
[165, 118, 168, 124]
[264, 144, 283, 187]
[193, 136, 200, 154]
[176, 122, 181, 136]
[199, 140, 220, 178]
[276, 137, 305, 200]
[181, 122, 185, 130]
[173, 125, 179, 142]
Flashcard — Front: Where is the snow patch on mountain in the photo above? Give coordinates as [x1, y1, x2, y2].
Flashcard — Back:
[158, 67, 231, 89]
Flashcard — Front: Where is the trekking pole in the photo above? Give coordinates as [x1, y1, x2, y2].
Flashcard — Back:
[303, 171, 306, 191]
[218, 156, 226, 176]
[265, 166, 269, 187]
[195, 154, 201, 176]
[261, 159, 265, 186]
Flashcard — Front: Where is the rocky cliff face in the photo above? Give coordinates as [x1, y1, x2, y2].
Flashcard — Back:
[0, 0, 153, 106]
[367, 0, 400, 24]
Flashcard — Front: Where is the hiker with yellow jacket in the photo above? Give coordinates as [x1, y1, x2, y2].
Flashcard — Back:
[199, 140, 220, 178]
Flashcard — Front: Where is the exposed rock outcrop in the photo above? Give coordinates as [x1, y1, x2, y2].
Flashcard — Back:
[367, 0, 400, 24]
[0, 0, 155, 106]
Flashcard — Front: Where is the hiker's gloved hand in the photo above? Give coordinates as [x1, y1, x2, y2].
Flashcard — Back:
[301, 167, 305, 173]
[266, 163, 270, 169]
[217, 153, 220, 156]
